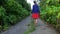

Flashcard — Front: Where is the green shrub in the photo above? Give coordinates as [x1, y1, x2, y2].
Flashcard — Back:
[15, 0, 31, 11]
[8, 15, 17, 25]
[5, 0, 30, 17]
[40, 0, 60, 31]
[0, 6, 6, 17]
[0, 6, 6, 31]
[0, 25, 2, 31]
[0, 0, 30, 32]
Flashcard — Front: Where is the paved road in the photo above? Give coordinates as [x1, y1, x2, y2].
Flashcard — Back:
[1, 16, 31, 34]
[31, 19, 58, 34]
[1, 16, 58, 34]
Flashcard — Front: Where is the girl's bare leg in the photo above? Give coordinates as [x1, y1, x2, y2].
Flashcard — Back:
[34, 19, 38, 26]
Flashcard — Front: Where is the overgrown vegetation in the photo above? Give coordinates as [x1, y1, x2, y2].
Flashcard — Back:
[15, 0, 31, 11]
[0, 0, 30, 32]
[40, 0, 60, 32]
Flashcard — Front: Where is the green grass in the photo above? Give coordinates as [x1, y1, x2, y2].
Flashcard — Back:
[24, 21, 36, 34]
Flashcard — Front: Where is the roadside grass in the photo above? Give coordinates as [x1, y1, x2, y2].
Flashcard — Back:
[24, 20, 36, 34]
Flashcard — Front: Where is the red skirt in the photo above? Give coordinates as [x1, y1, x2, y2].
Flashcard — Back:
[32, 13, 39, 19]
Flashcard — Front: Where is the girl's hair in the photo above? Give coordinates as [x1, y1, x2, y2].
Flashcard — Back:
[34, 1, 36, 3]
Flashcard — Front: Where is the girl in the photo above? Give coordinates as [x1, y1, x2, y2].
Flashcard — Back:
[32, 1, 40, 26]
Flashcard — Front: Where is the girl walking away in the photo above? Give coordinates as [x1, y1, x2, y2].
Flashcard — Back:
[31, 1, 40, 26]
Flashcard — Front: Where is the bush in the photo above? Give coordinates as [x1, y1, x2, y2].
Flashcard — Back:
[0, 6, 6, 17]
[8, 15, 17, 25]
[15, 0, 31, 11]
[0, 0, 30, 32]
[40, 0, 60, 31]
[0, 25, 2, 31]
[0, 6, 6, 31]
